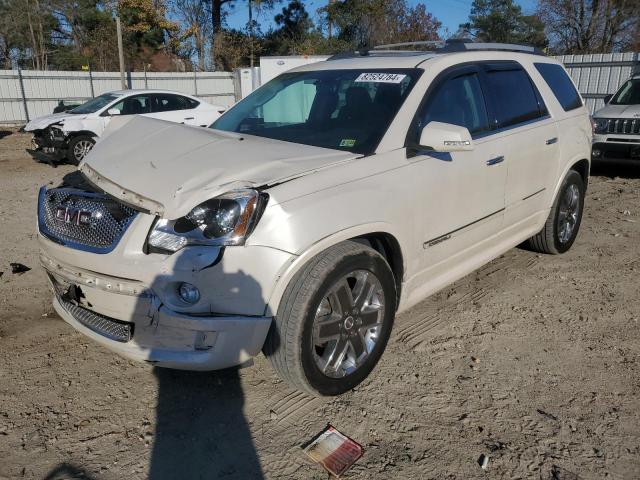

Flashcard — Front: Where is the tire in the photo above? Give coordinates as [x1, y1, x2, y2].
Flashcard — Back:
[66, 135, 95, 165]
[527, 170, 585, 254]
[264, 241, 397, 396]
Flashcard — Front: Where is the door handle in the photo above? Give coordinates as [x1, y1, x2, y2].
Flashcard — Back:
[486, 156, 504, 166]
[546, 137, 558, 145]
[184, 116, 195, 120]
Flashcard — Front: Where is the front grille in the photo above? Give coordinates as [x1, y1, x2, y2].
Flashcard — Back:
[38, 187, 137, 253]
[604, 118, 640, 135]
[58, 296, 134, 342]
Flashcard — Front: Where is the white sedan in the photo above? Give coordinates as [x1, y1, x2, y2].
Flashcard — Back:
[25, 89, 226, 164]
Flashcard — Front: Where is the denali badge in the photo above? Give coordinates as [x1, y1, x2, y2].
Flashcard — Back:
[55, 206, 92, 226]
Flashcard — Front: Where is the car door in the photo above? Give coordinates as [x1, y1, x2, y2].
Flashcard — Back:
[150, 93, 199, 125]
[481, 62, 560, 226]
[409, 67, 509, 271]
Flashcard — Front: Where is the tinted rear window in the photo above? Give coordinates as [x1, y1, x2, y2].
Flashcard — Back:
[534, 63, 582, 111]
[485, 68, 546, 128]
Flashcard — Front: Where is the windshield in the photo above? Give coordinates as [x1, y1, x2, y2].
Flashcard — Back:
[610, 79, 640, 105]
[211, 69, 422, 154]
[70, 93, 120, 114]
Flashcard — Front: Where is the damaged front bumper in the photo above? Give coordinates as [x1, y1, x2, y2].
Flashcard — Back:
[29, 125, 68, 161]
[41, 252, 275, 370]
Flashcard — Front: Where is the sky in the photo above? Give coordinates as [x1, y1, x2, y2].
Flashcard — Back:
[223, 0, 539, 38]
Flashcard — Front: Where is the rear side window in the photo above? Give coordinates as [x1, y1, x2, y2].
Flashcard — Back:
[183, 96, 200, 109]
[534, 63, 582, 111]
[485, 67, 546, 128]
[421, 73, 490, 135]
[154, 94, 196, 112]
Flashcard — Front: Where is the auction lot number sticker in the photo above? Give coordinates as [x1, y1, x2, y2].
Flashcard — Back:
[354, 73, 406, 83]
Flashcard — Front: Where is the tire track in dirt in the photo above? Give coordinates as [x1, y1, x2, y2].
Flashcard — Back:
[394, 251, 539, 350]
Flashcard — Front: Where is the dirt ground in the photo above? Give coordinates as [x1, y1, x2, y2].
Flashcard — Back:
[0, 128, 639, 480]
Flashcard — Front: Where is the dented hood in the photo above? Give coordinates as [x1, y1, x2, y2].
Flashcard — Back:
[24, 112, 88, 131]
[80, 116, 359, 218]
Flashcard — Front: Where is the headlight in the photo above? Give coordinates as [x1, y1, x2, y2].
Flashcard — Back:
[147, 189, 268, 253]
[593, 118, 609, 134]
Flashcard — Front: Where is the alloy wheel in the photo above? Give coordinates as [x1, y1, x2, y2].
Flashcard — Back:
[311, 270, 385, 378]
[73, 139, 94, 161]
[557, 183, 580, 244]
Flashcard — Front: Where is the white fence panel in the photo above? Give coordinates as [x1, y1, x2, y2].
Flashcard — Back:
[0, 70, 236, 124]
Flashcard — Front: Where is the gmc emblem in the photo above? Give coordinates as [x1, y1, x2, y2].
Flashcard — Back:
[55, 206, 92, 226]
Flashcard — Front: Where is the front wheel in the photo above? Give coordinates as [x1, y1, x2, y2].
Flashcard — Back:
[527, 169, 585, 254]
[264, 241, 397, 396]
[66, 135, 95, 165]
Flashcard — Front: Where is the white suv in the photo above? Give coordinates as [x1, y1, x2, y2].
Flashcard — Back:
[37, 41, 592, 396]
[592, 70, 640, 161]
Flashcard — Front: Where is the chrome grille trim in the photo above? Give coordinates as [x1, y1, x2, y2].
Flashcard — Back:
[58, 296, 134, 342]
[605, 118, 640, 135]
[38, 187, 137, 253]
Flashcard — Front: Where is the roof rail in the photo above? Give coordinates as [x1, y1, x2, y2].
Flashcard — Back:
[440, 40, 546, 55]
[372, 40, 445, 50]
[326, 38, 546, 61]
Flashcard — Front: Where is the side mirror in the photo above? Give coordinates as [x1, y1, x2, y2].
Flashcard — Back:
[418, 121, 473, 152]
[107, 108, 121, 116]
[603, 94, 613, 104]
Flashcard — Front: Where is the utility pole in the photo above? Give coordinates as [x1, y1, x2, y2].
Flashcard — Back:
[327, 0, 334, 39]
[116, 15, 126, 90]
[248, 0, 254, 68]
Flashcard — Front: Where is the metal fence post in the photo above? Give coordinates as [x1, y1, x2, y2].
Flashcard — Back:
[193, 67, 198, 96]
[88, 65, 95, 98]
[233, 68, 242, 102]
[144, 65, 148, 89]
[17, 67, 29, 123]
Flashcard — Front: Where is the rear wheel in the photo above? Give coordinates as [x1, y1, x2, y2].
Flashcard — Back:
[66, 135, 95, 165]
[264, 241, 396, 396]
[527, 170, 585, 254]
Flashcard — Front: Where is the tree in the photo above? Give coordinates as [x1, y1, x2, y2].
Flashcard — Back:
[324, 0, 441, 48]
[536, 0, 640, 53]
[48, 0, 117, 69]
[173, 0, 212, 70]
[262, 0, 314, 55]
[460, 0, 547, 48]
[274, 0, 312, 41]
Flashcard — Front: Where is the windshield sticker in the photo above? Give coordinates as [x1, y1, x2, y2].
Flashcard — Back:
[340, 139, 356, 147]
[354, 73, 407, 84]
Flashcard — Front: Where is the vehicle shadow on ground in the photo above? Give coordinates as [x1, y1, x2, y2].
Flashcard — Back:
[150, 367, 264, 479]
[43, 255, 269, 478]
[42, 463, 96, 480]
[146, 266, 267, 479]
[25, 148, 60, 168]
[0, 130, 12, 140]
[591, 160, 640, 179]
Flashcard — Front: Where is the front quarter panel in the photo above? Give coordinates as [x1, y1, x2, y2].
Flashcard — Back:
[248, 149, 422, 315]
[61, 116, 103, 137]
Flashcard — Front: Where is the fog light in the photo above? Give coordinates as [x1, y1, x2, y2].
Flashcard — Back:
[178, 283, 200, 304]
[592, 149, 601, 158]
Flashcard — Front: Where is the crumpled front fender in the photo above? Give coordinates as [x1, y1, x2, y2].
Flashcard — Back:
[60, 118, 100, 136]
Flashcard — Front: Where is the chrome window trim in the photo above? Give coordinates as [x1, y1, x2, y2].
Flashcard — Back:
[472, 114, 552, 140]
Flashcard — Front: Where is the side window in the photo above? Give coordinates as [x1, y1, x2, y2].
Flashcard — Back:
[484, 68, 546, 128]
[110, 95, 152, 115]
[534, 63, 583, 111]
[422, 73, 490, 135]
[154, 94, 185, 112]
[182, 96, 199, 109]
